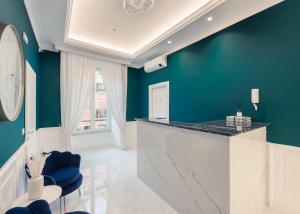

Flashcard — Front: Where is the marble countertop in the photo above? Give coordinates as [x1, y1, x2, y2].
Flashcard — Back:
[136, 118, 268, 136]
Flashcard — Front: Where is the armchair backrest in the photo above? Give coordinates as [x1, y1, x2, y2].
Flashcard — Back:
[42, 151, 81, 175]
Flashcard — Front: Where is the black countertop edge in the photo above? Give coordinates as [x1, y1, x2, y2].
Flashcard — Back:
[135, 118, 269, 137]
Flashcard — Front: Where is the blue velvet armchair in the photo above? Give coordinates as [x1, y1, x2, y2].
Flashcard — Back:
[26, 151, 83, 197]
[6, 200, 89, 214]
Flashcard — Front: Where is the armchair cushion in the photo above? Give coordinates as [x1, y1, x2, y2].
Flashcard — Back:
[49, 167, 80, 187]
[61, 174, 83, 196]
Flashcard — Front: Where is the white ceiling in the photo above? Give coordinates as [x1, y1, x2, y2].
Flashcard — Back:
[24, 0, 283, 68]
[67, 0, 219, 56]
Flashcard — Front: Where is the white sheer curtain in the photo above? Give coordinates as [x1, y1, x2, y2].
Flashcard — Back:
[100, 60, 127, 149]
[60, 52, 97, 150]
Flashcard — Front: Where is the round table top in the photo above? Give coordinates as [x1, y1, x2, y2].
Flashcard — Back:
[12, 185, 62, 208]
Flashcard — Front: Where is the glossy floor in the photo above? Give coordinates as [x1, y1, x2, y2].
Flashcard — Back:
[52, 145, 177, 214]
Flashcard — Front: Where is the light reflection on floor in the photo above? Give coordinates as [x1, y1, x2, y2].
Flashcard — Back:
[53, 145, 177, 214]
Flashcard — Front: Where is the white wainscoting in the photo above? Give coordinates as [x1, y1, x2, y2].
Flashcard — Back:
[0, 143, 27, 213]
[269, 143, 300, 214]
[72, 121, 137, 151]
[72, 131, 114, 152]
[125, 121, 137, 149]
[37, 122, 137, 153]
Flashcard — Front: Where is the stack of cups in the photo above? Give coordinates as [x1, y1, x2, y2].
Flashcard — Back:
[226, 116, 251, 127]
[235, 116, 251, 127]
[226, 116, 235, 126]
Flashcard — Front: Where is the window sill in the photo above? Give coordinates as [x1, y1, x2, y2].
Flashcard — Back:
[72, 128, 111, 136]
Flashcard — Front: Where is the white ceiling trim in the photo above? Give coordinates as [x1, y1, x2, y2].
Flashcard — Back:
[64, 38, 134, 59]
[55, 44, 133, 66]
[64, 0, 225, 60]
[23, 0, 53, 51]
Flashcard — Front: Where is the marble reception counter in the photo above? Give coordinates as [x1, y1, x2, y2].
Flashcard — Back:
[137, 119, 268, 214]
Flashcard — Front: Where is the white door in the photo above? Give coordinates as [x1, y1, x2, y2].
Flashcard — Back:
[25, 61, 38, 154]
[149, 81, 169, 120]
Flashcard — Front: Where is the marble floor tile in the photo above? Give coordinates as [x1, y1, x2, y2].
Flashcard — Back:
[261, 207, 284, 214]
[52, 145, 177, 214]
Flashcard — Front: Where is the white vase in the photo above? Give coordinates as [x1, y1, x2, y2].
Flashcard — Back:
[28, 176, 44, 200]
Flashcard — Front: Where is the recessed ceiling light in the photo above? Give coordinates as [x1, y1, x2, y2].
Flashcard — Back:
[207, 16, 213, 22]
[167, 40, 172, 44]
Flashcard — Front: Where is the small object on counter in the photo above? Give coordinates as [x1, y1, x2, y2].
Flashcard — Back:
[236, 101, 243, 117]
[235, 116, 243, 125]
[236, 111, 243, 117]
[226, 116, 235, 126]
[236, 125, 243, 131]
[226, 116, 251, 128]
[236, 116, 251, 127]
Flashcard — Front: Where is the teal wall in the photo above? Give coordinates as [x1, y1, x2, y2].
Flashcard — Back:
[0, 0, 41, 166]
[39, 51, 61, 128]
[128, 1, 300, 147]
[127, 67, 141, 121]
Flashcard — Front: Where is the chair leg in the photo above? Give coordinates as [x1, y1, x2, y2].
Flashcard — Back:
[78, 188, 81, 197]
[60, 198, 62, 214]
[64, 197, 66, 213]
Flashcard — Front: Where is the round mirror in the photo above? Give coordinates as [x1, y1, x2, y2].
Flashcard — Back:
[0, 23, 24, 121]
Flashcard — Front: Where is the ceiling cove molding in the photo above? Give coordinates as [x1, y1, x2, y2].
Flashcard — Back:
[64, 38, 134, 59]
[55, 44, 134, 66]
[64, 0, 73, 49]
[23, 0, 48, 51]
[64, 0, 225, 59]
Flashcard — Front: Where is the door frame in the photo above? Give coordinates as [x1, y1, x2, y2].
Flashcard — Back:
[25, 61, 36, 142]
[148, 81, 169, 121]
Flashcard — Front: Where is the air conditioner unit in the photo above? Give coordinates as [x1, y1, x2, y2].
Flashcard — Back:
[144, 55, 167, 73]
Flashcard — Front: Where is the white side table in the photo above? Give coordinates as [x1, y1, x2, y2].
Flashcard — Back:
[12, 185, 62, 208]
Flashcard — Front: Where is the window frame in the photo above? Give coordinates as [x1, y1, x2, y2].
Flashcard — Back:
[73, 70, 111, 135]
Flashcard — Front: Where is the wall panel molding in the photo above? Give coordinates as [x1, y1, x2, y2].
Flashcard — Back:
[269, 143, 300, 214]
[0, 143, 27, 213]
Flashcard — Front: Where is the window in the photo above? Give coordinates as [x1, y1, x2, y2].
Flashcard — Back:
[75, 71, 109, 133]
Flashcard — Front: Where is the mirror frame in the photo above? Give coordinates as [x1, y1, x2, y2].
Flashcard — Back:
[0, 23, 25, 121]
